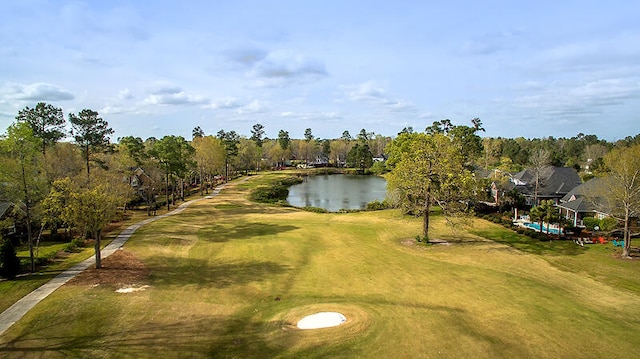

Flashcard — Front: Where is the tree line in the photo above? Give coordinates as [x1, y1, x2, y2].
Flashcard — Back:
[1, 102, 639, 277]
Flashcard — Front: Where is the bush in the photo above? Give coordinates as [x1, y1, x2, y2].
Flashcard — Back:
[250, 176, 303, 204]
[366, 200, 389, 211]
[303, 206, 328, 213]
[64, 238, 86, 253]
[583, 217, 599, 230]
[369, 161, 388, 175]
[599, 217, 618, 232]
[0, 239, 20, 279]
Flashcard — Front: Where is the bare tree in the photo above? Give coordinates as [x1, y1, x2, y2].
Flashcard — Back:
[529, 148, 551, 206]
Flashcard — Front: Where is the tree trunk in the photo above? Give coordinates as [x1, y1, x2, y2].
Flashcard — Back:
[423, 192, 431, 241]
[225, 159, 229, 183]
[200, 167, 204, 196]
[20, 160, 35, 272]
[165, 171, 170, 211]
[180, 178, 184, 201]
[85, 144, 91, 183]
[623, 211, 631, 257]
[94, 229, 102, 269]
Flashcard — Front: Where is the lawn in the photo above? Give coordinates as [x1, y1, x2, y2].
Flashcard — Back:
[1, 174, 639, 358]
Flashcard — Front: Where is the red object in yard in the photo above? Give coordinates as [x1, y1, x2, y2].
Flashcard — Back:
[598, 237, 605, 244]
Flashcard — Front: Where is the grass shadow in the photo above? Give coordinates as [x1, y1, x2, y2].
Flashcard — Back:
[0, 315, 291, 358]
[148, 257, 291, 288]
[197, 223, 299, 242]
[472, 229, 586, 256]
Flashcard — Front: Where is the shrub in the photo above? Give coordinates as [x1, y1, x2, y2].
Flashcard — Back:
[0, 239, 21, 279]
[337, 208, 362, 213]
[366, 200, 389, 211]
[250, 176, 303, 204]
[369, 161, 388, 175]
[303, 206, 328, 213]
[583, 217, 599, 230]
[64, 238, 86, 253]
[599, 217, 618, 232]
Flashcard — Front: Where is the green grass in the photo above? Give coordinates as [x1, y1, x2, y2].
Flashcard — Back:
[0, 208, 173, 313]
[1, 173, 639, 358]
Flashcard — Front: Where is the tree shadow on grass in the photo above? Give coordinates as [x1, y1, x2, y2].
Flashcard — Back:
[148, 257, 291, 289]
[197, 223, 299, 242]
[472, 230, 586, 256]
[0, 314, 291, 358]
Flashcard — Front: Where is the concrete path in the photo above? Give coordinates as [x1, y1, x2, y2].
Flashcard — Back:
[0, 184, 226, 336]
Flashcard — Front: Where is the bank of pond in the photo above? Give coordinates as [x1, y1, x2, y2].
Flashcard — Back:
[250, 172, 388, 212]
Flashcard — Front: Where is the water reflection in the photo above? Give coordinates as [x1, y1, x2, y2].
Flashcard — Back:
[287, 174, 387, 211]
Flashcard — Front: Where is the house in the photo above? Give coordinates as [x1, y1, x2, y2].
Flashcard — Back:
[309, 155, 330, 167]
[509, 166, 582, 207]
[373, 154, 387, 162]
[556, 178, 610, 227]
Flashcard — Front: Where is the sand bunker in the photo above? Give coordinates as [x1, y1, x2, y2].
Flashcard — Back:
[115, 285, 149, 293]
[297, 312, 346, 329]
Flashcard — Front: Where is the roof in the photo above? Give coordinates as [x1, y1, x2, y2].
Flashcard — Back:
[512, 166, 582, 197]
[0, 202, 11, 219]
[557, 177, 611, 214]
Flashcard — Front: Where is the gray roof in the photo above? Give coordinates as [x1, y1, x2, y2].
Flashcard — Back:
[0, 202, 12, 219]
[512, 166, 582, 198]
[557, 177, 611, 214]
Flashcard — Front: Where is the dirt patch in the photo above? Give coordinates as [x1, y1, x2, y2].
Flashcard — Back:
[67, 249, 150, 288]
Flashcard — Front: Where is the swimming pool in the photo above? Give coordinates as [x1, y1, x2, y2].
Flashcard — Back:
[522, 222, 562, 235]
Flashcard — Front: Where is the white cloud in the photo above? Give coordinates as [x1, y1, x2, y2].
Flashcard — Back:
[340, 81, 416, 113]
[143, 85, 208, 106]
[0, 82, 75, 102]
[277, 111, 341, 122]
[384, 100, 417, 113]
[509, 77, 640, 120]
[117, 88, 134, 101]
[340, 81, 387, 102]
[237, 100, 269, 114]
[205, 97, 243, 110]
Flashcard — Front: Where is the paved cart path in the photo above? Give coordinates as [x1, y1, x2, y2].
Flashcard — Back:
[0, 184, 227, 336]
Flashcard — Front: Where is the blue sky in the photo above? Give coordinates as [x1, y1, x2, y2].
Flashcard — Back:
[1, 0, 639, 141]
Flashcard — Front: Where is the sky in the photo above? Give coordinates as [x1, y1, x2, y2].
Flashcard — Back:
[1, 0, 639, 141]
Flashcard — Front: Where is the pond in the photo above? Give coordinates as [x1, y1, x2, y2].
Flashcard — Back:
[286, 174, 387, 212]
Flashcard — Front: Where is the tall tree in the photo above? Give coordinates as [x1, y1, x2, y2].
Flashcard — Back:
[277, 130, 290, 167]
[341, 130, 352, 141]
[39, 177, 75, 240]
[67, 182, 120, 269]
[118, 136, 146, 167]
[529, 148, 551, 206]
[149, 135, 195, 210]
[68, 109, 114, 182]
[387, 132, 475, 241]
[347, 129, 373, 173]
[0, 122, 46, 272]
[192, 135, 225, 195]
[217, 130, 240, 182]
[303, 128, 314, 164]
[238, 138, 262, 174]
[250, 123, 265, 148]
[192, 126, 204, 139]
[15, 102, 66, 155]
[598, 144, 640, 257]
